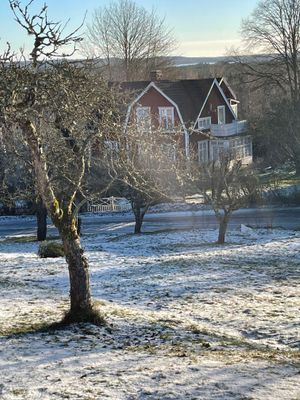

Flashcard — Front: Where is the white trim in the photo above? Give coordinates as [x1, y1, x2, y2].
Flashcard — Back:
[210, 139, 229, 161]
[136, 106, 151, 117]
[184, 129, 189, 159]
[231, 103, 238, 118]
[192, 79, 216, 130]
[103, 140, 120, 160]
[192, 78, 237, 131]
[125, 81, 190, 158]
[158, 106, 175, 130]
[136, 106, 151, 131]
[124, 84, 154, 129]
[161, 142, 177, 162]
[198, 116, 211, 130]
[219, 77, 237, 100]
[214, 79, 238, 121]
[151, 82, 190, 158]
[198, 140, 209, 164]
[229, 135, 252, 159]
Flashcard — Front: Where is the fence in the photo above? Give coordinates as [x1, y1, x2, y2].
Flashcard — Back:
[87, 197, 131, 213]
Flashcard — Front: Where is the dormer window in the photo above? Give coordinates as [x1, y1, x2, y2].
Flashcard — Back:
[217, 105, 226, 125]
[136, 106, 151, 131]
[198, 117, 211, 130]
[159, 107, 174, 130]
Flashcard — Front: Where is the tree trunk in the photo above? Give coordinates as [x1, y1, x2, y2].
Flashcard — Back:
[132, 202, 148, 234]
[21, 120, 98, 324]
[134, 212, 143, 234]
[36, 196, 47, 241]
[59, 217, 94, 322]
[218, 215, 229, 244]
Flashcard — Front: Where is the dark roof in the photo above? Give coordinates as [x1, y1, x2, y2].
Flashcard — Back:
[219, 78, 237, 100]
[112, 78, 217, 125]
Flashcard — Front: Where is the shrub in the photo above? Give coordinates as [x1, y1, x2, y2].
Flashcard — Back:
[38, 241, 65, 258]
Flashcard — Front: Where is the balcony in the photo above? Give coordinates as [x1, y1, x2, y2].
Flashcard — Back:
[211, 120, 247, 137]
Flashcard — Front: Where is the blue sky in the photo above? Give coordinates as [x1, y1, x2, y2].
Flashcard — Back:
[0, 0, 259, 57]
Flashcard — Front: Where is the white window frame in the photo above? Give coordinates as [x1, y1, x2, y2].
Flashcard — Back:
[198, 117, 211, 130]
[217, 105, 226, 125]
[161, 143, 177, 162]
[136, 106, 151, 131]
[198, 140, 209, 164]
[159, 107, 175, 130]
[211, 139, 228, 161]
[230, 136, 252, 159]
[104, 140, 119, 159]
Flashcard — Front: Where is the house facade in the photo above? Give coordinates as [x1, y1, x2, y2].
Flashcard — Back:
[117, 73, 252, 164]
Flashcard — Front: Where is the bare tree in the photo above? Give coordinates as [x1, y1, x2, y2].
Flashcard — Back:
[83, 0, 176, 81]
[199, 155, 258, 244]
[0, 124, 35, 216]
[102, 126, 182, 234]
[234, 0, 300, 174]
[240, 0, 300, 101]
[0, 1, 116, 324]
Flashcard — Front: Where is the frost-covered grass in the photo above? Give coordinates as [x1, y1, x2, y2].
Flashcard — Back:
[0, 224, 299, 399]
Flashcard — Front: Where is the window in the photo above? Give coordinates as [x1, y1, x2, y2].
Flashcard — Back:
[104, 140, 119, 159]
[230, 137, 252, 159]
[217, 105, 226, 125]
[136, 107, 151, 131]
[198, 117, 211, 130]
[161, 143, 176, 162]
[211, 139, 226, 161]
[159, 107, 174, 130]
[244, 137, 252, 157]
[231, 103, 238, 118]
[198, 140, 209, 164]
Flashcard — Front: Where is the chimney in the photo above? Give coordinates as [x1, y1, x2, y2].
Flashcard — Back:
[150, 70, 163, 81]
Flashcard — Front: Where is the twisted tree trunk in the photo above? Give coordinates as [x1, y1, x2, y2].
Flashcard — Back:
[21, 120, 97, 323]
[58, 215, 94, 321]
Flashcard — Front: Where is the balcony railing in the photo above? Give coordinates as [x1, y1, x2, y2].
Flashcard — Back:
[211, 120, 247, 137]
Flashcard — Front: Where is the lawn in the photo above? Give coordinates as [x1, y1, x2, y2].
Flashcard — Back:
[0, 224, 299, 399]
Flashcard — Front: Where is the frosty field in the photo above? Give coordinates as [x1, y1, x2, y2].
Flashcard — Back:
[0, 221, 299, 399]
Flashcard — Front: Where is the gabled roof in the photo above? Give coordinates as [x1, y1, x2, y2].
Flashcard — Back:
[218, 77, 237, 100]
[114, 78, 216, 125]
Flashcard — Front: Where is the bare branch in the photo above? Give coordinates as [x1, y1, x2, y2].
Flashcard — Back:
[9, 0, 85, 64]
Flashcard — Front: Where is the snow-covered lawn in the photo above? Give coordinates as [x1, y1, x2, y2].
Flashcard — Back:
[0, 225, 299, 399]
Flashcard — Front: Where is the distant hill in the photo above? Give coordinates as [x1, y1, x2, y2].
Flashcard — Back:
[169, 55, 271, 67]
[170, 56, 231, 66]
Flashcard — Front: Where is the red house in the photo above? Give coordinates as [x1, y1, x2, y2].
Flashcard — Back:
[115, 72, 252, 164]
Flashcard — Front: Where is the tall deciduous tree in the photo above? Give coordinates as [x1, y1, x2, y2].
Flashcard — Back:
[84, 0, 176, 81]
[241, 0, 300, 102]
[0, 0, 116, 324]
[237, 0, 300, 173]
